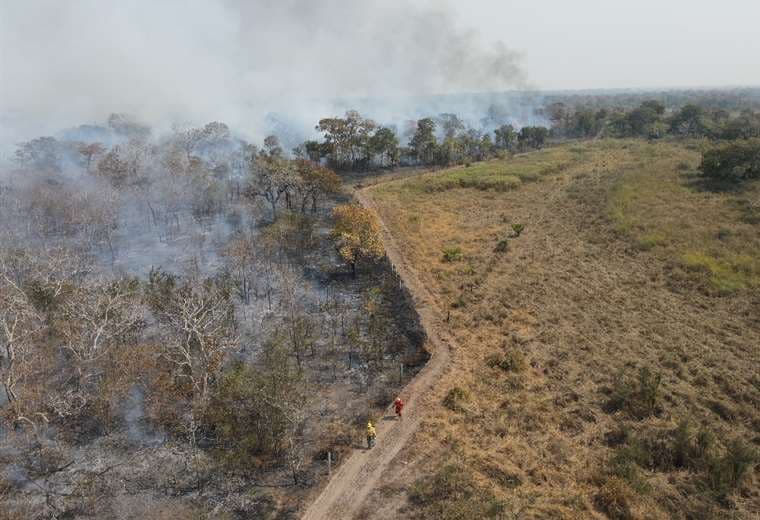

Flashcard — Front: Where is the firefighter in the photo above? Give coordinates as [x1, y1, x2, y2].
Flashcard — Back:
[366, 421, 376, 449]
[394, 397, 404, 420]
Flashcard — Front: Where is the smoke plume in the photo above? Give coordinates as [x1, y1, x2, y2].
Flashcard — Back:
[0, 0, 525, 148]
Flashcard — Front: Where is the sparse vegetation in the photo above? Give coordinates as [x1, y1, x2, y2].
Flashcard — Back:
[442, 387, 469, 412]
[369, 139, 760, 518]
[605, 141, 760, 293]
[511, 223, 525, 237]
[441, 246, 463, 263]
[486, 351, 526, 372]
[604, 421, 758, 508]
[408, 463, 504, 519]
[606, 366, 662, 419]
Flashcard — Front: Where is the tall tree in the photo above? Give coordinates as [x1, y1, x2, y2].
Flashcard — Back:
[369, 127, 400, 168]
[437, 113, 465, 140]
[316, 110, 376, 170]
[494, 124, 517, 151]
[294, 160, 341, 213]
[409, 118, 438, 165]
[246, 155, 295, 222]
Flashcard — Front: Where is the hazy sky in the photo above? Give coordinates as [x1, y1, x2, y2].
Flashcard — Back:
[454, 0, 760, 89]
[1, 0, 758, 149]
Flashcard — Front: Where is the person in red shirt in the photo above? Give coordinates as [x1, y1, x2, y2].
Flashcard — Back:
[394, 397, 404, 420]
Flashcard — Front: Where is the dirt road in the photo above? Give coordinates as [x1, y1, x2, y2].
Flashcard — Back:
[301, 186, 456, 520]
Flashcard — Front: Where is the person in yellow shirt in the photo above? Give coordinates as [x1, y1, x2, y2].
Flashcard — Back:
[366, 421, 376, 449]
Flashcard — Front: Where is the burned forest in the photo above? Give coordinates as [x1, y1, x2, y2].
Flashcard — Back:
[0, 115, 427, 518]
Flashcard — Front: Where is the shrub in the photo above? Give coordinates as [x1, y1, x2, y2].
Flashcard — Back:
[486, 351, 526, 372]
[494, 239, 509, 253]
[671, 420, 713, 470]
[441, 247, 463, 263]
[443, 387, 469, 412]
[700, 139, 760, 182]
[606, 366, 661, 419]
[704, 439, 758, 498]
[511, 223, 525, 237]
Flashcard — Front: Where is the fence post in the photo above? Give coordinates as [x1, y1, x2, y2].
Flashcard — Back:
[327, 451, 332, 476]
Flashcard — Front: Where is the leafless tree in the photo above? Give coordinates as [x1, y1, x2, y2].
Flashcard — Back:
[0, 247, 85, 433]
[57, 277, 145, 392]
[223, 234, 258, 306]
[150, 277, 238, 445]
[279, 268, 315, 373]
[0, 264, 43, 407]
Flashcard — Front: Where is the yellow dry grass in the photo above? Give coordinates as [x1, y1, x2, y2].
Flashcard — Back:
[364, 140, 760, 519]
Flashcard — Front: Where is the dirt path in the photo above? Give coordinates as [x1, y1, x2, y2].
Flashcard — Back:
[301, 186, 456, 520]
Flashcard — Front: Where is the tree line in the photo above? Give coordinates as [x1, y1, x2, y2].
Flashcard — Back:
[299, 110, 547, 171]
[544, 100, 760, 140]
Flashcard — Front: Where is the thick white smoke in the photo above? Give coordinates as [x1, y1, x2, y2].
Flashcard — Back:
[0, 0, 525, 149]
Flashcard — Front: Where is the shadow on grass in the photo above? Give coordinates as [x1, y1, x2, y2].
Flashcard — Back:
[681, 171, 757, 194]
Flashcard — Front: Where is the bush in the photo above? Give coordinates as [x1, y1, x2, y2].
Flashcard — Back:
[494, 239, 509, 253]
[443, 387, 469, 412]
[606, 366, 662, 419]
[441, 247, 463, 263]
[700, 140, 760, 182]
[511, 223, 525, 237]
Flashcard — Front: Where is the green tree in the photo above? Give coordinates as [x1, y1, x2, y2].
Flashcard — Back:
[518, 126, 549, 150]
[316, 110, 376, 170]
[494, 124, 517, 151]
[670, 104, 711, 137]
[369, 127, 400, 168]
[437, 113, 465, 139]
[700, 140, 760, 182]
[409, 118, 438, 165]
[206, 340, 307, 469]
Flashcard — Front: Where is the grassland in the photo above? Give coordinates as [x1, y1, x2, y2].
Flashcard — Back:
[362, 140, 759, 519]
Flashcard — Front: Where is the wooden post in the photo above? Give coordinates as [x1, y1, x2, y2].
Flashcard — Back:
[327, 451, 332, 475]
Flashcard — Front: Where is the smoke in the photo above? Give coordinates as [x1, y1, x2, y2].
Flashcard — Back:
[123, 386, 166, 446]
[0, 0, 526, 148]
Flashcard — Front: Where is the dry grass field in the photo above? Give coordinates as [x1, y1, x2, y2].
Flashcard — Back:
[362, 140, 759, 519]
